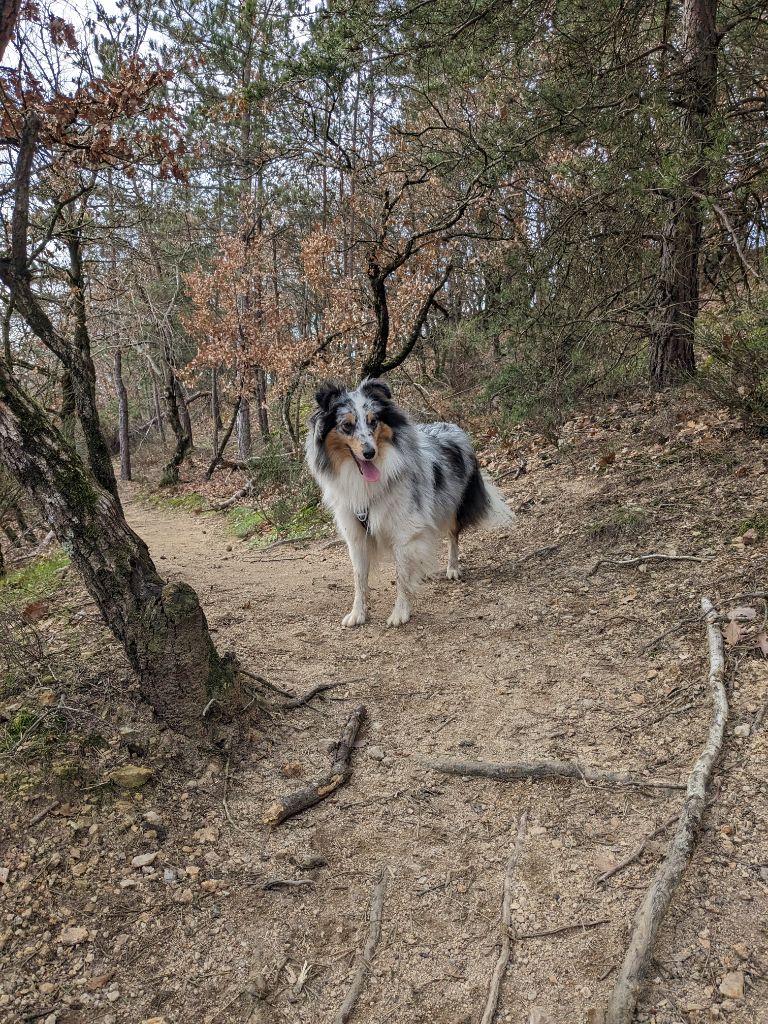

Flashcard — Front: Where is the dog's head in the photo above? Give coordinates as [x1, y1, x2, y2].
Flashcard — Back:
[311, 378, 407, 483]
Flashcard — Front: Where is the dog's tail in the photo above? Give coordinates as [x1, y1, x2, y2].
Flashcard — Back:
[457, 462, 515, 532]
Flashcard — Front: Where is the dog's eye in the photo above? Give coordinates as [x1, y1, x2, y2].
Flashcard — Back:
[339, 421, 354, 434]
[369, 418, 378, 429]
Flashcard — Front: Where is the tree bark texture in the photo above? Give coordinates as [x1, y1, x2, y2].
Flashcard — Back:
[0, 364, 236, 733]
[113, 347, 132, 482]
[649, 0, 719, 387]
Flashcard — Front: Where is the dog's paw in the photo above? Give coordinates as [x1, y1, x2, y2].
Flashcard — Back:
[342, 609, 367, 628]
[446, 566, 461, 581]
[386, 607, 411, 627]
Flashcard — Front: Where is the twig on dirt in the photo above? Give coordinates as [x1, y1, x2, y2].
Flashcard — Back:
[281, 682, 343, 710]
[258, 534, 315, 551]
[222, 756, 247, 834]
[262, 878, 315, 890]
[605, 597, 728, 1024]
[516, 917, 610, 939]
[596, 813, 680, 885]
[335, 868, 388, 1024]
[588, 552, 707, 577]
[480, 813, 527, 1024]
[263, 705, 367, 826]
[637, 615, 701, 654]
[429, 759, 686, 790]
[288, 961, 313, 1002]
[29, 800, 59, 826]
[238, 669, 295, 699]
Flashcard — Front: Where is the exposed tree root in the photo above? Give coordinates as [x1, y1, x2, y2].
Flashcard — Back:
[596, 813, 680, 885]
[588, 552, 707, 576]
[429, 759, 686, 790]
[263, 705, 367, 826]
[480, 813, 527, 1024]
[335, 868, 388, 1024]
[605, 597, 728, 1024]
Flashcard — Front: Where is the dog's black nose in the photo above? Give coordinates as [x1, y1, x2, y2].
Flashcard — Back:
[362, 445, 376, 460]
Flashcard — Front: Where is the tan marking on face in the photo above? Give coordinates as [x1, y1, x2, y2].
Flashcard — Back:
[374, 421, 393, 448]
[325, 429, 355, 473]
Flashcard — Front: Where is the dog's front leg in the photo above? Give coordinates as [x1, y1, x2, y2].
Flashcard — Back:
[387, 544, 416, 627]
[342, 531, 370, 627]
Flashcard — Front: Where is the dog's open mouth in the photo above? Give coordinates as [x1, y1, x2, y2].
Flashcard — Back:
[353, 454, 381, 483]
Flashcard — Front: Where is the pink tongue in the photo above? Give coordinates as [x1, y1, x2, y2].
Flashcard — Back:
[360, 460, 380, 482]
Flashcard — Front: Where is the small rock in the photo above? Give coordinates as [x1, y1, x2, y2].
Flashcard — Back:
[193, 826, 218, 843]
[629, 692, 645, 705]
[0, 867, 9, 884]
[163, 868, 177, 884]
[732, 943, 749, 960]
[86, 974, 112, 992]
[131, 852, 158, 869]
[734, 724, 750, 738]
[60, 926, 89, 946]
[367, 746, 385, 761]
[110, 766, 154, 790]
[742, 529, 758, 545]
[106, 989, 121, 1002]
[718, 971, 744, 999]
[143, 811, 163, 827]
[281, 761, 304, 778]
[529, 1009, 553, 1024]
[319, 737, 337, 754]
[200, 879, 219, 893]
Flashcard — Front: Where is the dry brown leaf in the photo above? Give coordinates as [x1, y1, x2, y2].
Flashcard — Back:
[724, 620, 744, 647]
[728, 606, 758, 621]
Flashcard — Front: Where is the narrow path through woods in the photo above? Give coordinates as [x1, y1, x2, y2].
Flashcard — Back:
[121, 479, 766, 1024]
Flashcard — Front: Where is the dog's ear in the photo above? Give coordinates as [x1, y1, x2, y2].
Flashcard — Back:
[315, 381, 344, 412]
[361, 378, 392, 403]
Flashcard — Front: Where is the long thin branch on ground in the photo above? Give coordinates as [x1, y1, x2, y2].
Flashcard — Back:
[605, 597, 728, 1024]
[263, 705, 367, 826]
[429, 759, 686, 790]
[335, 868, 388, 1024]
[480, 813, 527, 1024]
[589, 553, 707, 577]
[517, 917, 610, 939]
[281, 682, 343, 709]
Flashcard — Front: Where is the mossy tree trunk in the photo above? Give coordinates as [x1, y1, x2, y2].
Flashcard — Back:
[0, 362, 237, 734]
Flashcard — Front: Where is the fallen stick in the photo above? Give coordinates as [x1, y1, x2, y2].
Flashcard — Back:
[263, 705, 367, 826]
[335, 868, 387, 1024]
[480, 813, 527, 1024]
[209, 481, 252, 511]
[605, 597, 728, 1024]
[429, 759, 686, 790]
[262, 878, 315, 891]
[589, 552, 707, 577]
[281, 681, 343, 709]
[29, 800, 60, 826]
[517, 917, 610, 939]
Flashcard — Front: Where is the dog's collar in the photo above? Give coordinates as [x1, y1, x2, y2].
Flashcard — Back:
[354, 508, 369, 531]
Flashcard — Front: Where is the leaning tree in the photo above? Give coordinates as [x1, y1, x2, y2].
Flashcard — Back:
[0, 1, 237, 733]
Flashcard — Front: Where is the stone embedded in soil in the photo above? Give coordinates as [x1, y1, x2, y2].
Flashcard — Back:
[734, 724, 750, 738]
[367, 746, 385, 761]
[131, 852, 158, 869]
[718, 972, 744, 999]
[60, 926, 88, 946]
[110, 766, 153, 790]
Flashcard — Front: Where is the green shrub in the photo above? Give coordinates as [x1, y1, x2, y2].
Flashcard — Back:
[698, 293, 768, 429]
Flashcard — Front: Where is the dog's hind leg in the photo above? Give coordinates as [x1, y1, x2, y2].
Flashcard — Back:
[446, 525, 460, 580]
[342, 531, 370, 628]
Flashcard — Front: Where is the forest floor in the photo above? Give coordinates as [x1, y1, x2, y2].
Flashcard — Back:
[2, 391, 768, 1024]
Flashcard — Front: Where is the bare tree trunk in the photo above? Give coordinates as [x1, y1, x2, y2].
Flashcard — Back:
[0, 364, 237, 733]
[207, 396, 242, 479]
[114, 347, 132, 482]
[649, 0, 719, 387]
[60, 367, 75, 441]
[238, 395, 252, 458]
[175, 377, 193, 448]
[160, 352, 190, 487]
[152, 373, 166, 445]
[255, 368, 269, 441]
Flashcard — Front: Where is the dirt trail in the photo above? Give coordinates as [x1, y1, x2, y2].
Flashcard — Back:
[116, 459, 768, 1024]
